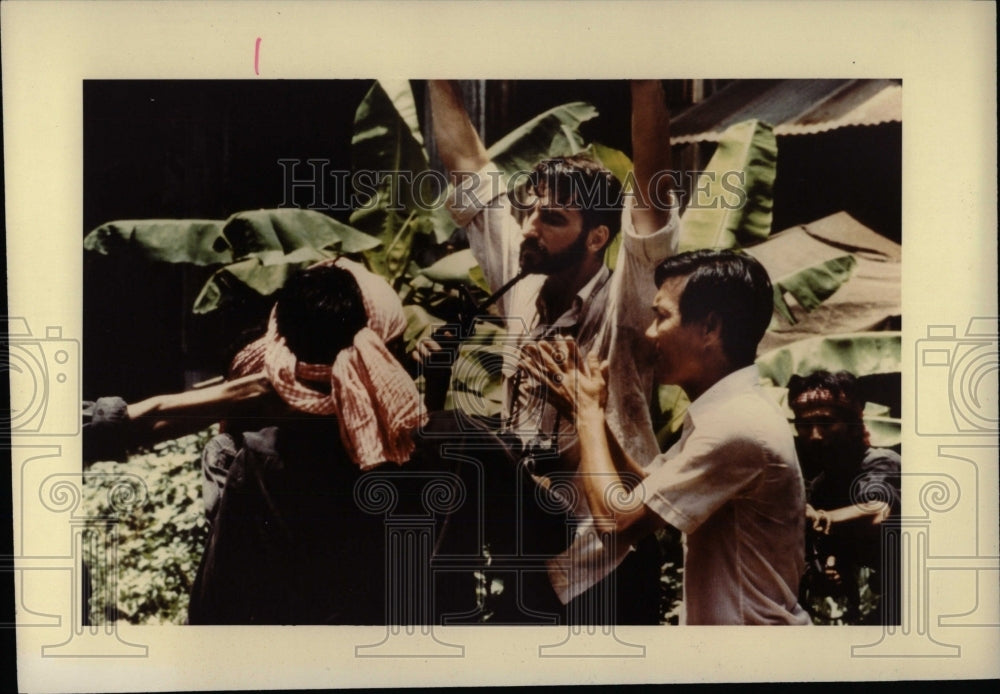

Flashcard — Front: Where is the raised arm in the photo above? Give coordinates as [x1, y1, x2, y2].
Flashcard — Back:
[428, 80, 491, 185]
[629, 80, 673, 236]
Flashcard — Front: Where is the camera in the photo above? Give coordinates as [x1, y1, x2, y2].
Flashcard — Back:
[915, 317, 998, 435]
[3, 317, 81, 436]
[417, 315, 560, 441]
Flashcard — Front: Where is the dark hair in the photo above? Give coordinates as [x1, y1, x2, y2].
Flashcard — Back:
[275, 265, 368, 364]
[528, 155, 624, 247]
[654, 249, 774, 366]
[787, 370, 865, 420]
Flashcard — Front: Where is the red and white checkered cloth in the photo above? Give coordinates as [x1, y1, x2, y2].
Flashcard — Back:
[230, 257, 426, 469]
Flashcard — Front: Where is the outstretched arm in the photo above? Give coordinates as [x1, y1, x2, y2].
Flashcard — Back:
[428, 80, 490, 185]
[83, 374, 274, 463]
[807, 501, 893, 535]
[629, 80, 673, 236]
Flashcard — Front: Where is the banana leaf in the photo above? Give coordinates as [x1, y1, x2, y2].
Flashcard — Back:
[350, 80, 442, 281]
[775, 254, 857, 312]
[653, 384, 691, 450]
[411, 247, 486, 292]
[379, 79, 426, 146]
[193, 254, 322, 314]
[199, 210, 380, 313]
[770, 283, 797, 326]
[217, 209, 381, 257]
[420, 248, 490, 296]
[678, 119, 777, 252]
[402, 304, 444, 358]
[84, 219, 231, 266]
[588, 142, 633, 184]
[419, 248, 480, 284]
[864, 415, 902, 449]
[487, 102, 599, 179]
[755, 331, 901, 388]
[85, 208, 382, 314]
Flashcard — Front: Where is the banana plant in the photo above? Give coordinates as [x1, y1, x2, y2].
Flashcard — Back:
[84, 208, 381, 314]
[677, 119, 777, 251]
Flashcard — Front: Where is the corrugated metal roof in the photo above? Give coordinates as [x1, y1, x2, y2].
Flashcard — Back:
[670, 79, 902, 143]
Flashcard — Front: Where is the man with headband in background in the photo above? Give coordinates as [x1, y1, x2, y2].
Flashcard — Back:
[789, 369, 901, 624]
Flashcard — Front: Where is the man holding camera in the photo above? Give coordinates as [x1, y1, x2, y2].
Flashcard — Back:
[418, 80, 679, 623]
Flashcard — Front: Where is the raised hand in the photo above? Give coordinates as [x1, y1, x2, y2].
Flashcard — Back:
[522, 335, 609, 421]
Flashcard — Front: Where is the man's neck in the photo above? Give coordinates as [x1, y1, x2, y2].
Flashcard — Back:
[684, 361, 746, 404]
[537, 255, 604, 323]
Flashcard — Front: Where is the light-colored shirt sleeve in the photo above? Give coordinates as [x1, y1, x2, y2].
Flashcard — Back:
[446, 162, 518, 295]
[640, 422, 767, 535]
[600, 195, 680, 467]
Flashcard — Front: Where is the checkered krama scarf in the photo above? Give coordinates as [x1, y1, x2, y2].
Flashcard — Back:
[230, 257, 426, 469]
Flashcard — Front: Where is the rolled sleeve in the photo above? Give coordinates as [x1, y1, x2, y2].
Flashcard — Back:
[619, 192, 680, 267]
[445, 162, 508, 228]
[447, 161, 522, 294]
[640, 434, 764, 535]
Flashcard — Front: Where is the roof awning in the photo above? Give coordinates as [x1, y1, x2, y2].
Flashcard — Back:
[670, 79, 902, 144]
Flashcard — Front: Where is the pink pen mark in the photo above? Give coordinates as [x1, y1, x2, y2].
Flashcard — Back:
[254, 37, 262, 75]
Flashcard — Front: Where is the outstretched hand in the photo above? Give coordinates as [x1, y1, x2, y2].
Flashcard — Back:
[410, 329, 453, 365]
[522, 336, 609, 421]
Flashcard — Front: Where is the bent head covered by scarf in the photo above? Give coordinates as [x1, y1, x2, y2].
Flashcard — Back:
[230, 257, 427, 470]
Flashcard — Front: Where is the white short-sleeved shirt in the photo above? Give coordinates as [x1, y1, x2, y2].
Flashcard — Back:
[550, 367, 811, 624]
[642, 366, 810, 625]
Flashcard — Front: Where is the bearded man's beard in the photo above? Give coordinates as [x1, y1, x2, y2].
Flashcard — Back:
[518, 229, 591, 275]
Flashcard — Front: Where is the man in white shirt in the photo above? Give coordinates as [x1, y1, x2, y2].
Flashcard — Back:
[537, 249, 811, 625]
[420, 81, 678, 623]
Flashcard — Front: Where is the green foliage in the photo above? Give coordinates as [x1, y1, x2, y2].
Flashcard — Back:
[800, 566, 883, 625]
[755, 331, 902, 388]
[445, 320, 508, 415]
[82, 428, 215, 625]
[586, 142, 633, 270]
[656, 526, 685, 624]
[84, 208, 382, 314]
[82, 82, 900, 627]
[196, 209, 381, 312]
[84, 219, 231, 266]
[653, 384, 690, 450]
[678, 119, 777, 251]
[776, 254, 857, 315]
[418, 248, 481, 285]
[486, 102, 598, 177]
[350, 80, 443, 278]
